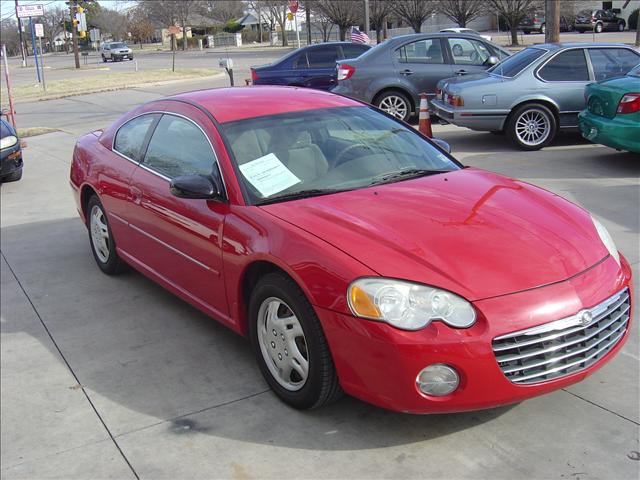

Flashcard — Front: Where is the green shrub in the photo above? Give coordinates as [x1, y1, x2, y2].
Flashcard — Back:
[224, 21, 244, 33]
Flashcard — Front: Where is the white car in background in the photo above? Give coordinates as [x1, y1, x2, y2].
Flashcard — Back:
[101, 42, 133, 62]
[440, 28, 492, 42]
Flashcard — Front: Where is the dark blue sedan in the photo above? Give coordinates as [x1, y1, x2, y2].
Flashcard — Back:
[250, 42, 370, 90]
[1, 117, 23, 183]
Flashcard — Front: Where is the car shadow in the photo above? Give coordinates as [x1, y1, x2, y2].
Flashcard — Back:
[1, 217, 515, 451]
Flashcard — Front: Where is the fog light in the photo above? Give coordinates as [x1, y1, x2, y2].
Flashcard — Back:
[416, 364, 459, 396]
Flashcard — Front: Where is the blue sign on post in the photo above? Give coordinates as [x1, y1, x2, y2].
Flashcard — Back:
[30, 17, 41, 83]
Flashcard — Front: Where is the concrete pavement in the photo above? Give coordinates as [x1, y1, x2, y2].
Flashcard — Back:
[1, 118, 638, 478]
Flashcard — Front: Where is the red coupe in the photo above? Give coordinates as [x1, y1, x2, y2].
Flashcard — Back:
[70, 86, 633, 413]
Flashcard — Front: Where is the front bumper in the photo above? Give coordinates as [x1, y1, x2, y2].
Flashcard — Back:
[318, 254, 632, 413]
[578, 110, 640, 154]
[430, 99, 508, 131]
[1, 145, 23, 177]
[112, 52, 133, 60]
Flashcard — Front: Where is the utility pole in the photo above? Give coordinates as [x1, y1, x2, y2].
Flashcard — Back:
[14, 0, 27, 67]
[257, 3, 262, 43]
[545, 0, 560, 43]
[69, 1, 80, 69]
[306, 4, 311, 45]
[363, 0, 370, 39]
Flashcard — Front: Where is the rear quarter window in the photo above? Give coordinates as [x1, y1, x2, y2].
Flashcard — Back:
[113, 114, 158, 161]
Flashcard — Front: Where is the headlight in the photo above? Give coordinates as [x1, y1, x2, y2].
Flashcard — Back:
[348, 278, 476, 330]
[591, 215, 620, 265]
[0, 135, 18, 150]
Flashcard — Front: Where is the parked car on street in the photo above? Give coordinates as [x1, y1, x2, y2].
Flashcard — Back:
[101, 42, 134, 62]
[431, 43, 640, 150]
[579, 64, 640, 154]
[332, 33, 510, 121]
[250, 42, 370, 90]
[574, 9, 626, 33]
[71, 86, 632, 414]
[519, 12, 574, 34]
[1, 117, 23, 183]
[439, 28, 492, 41]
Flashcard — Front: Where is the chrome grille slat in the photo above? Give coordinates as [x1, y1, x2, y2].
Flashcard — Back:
[492, 288, 630, 385]
[493, 291, 629, 347]
[501, 315, 629, 374]
[496, 304, 630, 363]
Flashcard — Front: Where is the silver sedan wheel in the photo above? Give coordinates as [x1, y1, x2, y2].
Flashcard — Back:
[257, 297, 309, 391]
[378, 95, 408, 119]
[90, 205, 110, 263]
[515, 109, 551, 147]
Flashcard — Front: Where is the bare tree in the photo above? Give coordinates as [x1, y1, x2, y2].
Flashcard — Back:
[247, 1, 289, 46]
[41, 6, 67, 52]
[370, 0, 393, 43]
[393, 0, 438, 33]
[0, 19, 21, 57]
[92, 8, 129, 41]
[489, 0, 540, 46]
[316, 0, 361, 40]
[202, 1, 244, 23]
[174, 1, 204, 50]
[138, 0, 203, 50]
[128, 8, 156, 48]
[437, 0, 485, 27]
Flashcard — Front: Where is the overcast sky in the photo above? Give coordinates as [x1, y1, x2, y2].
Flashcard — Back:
[1, 1, 136, 22]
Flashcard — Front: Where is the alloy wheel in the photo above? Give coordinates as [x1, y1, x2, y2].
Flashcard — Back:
[257, 297, 309, 391]
[378, 95, 408, 119]
[515, 109, 551, 147]
[90, 205, 110, 263]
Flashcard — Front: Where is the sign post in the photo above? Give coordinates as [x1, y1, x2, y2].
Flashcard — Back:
[288, 0, 300, 48]
[167, 26, 182, 72]
[35, 23, 46, 91]
[30, 17, 41, 83]
[1, 44, 17, 130]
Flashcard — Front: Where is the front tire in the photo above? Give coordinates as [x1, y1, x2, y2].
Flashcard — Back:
[595, 23, 603, 33]
[248, 273, 342, 410]
[540, 23, 546, 34]
[0, 169, 22, 183]
[507, 103, 557, 151]
[375, 90, 412, 122]
[101, 54, 107, 63]
[618, 22, 625, 32]
[86, 195, 127, 275]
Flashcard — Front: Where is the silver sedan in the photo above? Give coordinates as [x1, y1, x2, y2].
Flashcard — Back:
[431, 43, 640, 150]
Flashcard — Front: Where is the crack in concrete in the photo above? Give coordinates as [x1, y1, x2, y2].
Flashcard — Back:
[562, 388, 639, 426]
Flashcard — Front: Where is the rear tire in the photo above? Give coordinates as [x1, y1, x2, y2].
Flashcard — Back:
[507, 103, 557, 151]
[595, 23, 603, 33]
[86, 195, 127, 275]
[540, 23, 546, 34]
[618, 22, 625, 32]
[375, 90, 412, 122]
[248, 272, 342, 410]
[101, 54, 107, 62]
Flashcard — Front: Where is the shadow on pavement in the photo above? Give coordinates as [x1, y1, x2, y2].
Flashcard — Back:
[1, 217, 514, 451]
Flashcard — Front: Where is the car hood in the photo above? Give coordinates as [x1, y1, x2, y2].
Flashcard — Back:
[262, 168, 607, 301]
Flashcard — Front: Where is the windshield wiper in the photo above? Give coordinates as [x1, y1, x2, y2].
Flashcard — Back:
[257, 188, 344, 205]
[369, 168, 451, 186]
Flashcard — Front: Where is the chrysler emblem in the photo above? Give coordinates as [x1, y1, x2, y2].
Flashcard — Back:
[578, 310, 593, 326]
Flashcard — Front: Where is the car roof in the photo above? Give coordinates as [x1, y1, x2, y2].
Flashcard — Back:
[168, 86, 363, 124]
[531, 42, 633, 50]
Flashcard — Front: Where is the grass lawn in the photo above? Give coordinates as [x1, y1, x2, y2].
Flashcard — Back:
[1, 68, 222, 103]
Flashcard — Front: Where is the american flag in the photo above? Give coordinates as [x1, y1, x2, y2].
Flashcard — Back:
[349, 26, 370, 44]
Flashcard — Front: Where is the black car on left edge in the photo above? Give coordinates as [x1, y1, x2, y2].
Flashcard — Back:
[1, 117, 23, 182]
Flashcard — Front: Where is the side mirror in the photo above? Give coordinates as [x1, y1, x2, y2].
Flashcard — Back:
[487, 56, 499, 66]
[170, 173, 223, 200]
[432, 138, 452, 153]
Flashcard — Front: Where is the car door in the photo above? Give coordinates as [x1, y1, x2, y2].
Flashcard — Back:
[393, 38, 454, 101]
[536, 48, 591, 127]
[587, 47, 640, 81]
[126, 108, 230, 319]
[303, 45, 342, 90]
[445, 37, 494, 76]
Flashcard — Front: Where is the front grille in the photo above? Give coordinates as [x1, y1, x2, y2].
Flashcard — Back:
[492, 288, 630, 385]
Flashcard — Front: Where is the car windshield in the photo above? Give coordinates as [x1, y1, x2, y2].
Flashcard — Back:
[110, 42, 126, 48]
[577, 10, 592, 16]
[488, 47, 546, 77]
[221, 106, 460, 205]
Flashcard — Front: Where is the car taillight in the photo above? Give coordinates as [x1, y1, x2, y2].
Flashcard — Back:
[250, 69, 259, 82]
[616, 93, 640, 114]
[447, 94, 464, 107]
[337, 64, 355, 81]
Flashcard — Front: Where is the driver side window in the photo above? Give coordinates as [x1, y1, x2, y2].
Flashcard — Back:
[448, 38, 491, 66]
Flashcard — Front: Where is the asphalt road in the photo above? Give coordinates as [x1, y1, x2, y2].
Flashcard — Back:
[1, 46, 639, 480]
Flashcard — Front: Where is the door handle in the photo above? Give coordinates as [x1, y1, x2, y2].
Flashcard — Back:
[400, 69, 414, 76]
[130, 186, 142, 205]
[456, 69, 468, 75]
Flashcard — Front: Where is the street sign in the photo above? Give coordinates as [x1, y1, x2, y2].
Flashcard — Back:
[167, 25, 182, 35]
[34, 23, 44, 38]
[16, 4, 44, 18]
[288, 0, 299, 14]
[76, 12, 87, 32]
[90, 28, 100, 42]
[287, 12, 293, 21]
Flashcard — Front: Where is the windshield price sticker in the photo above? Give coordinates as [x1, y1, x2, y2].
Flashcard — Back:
[239, 153, 301, 197]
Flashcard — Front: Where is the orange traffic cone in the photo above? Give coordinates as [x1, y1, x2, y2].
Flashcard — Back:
[418, 92, 433, 138]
